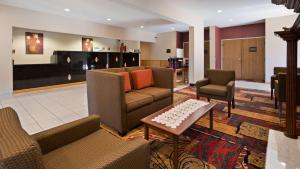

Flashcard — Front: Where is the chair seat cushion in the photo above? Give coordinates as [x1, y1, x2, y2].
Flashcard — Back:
[199, 84, 227, 97]
[43, 129, 128, 169]
[136, 87, 171, 101]
[125, 92, 154, 112]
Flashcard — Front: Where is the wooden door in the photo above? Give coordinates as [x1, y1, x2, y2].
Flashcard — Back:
[241, 38, 265, 82]
[183, 42, 189, 58]
[222, 40, 242, 79]
[204, 41, 210, 77]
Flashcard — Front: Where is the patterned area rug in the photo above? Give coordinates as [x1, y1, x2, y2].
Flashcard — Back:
[120, 87, 299, 169]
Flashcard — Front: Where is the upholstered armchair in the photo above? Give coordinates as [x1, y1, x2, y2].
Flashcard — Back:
[274, 73, 300, 117]
[196, 70, 235, 118]
[0, 107, 150, 169]
[271, 67, 300, 100]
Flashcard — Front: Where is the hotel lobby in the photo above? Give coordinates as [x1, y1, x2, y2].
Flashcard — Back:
[0, 0, 299, 169]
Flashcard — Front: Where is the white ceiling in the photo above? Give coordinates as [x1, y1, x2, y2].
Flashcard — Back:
[0, 0, 296, 33]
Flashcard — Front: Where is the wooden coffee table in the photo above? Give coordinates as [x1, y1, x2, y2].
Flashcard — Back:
[141, 99, 216, 169]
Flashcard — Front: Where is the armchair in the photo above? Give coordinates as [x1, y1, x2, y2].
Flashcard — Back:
[0, 107, 150, 169]
[196, 70, 235, 118]
[274, 73, 300, 117]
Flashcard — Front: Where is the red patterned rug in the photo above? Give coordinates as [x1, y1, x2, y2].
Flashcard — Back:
[119, 87, 298, 169]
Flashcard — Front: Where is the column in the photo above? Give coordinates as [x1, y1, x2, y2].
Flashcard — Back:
[209, 26, 216, 69]
[189, 23, 204, 84]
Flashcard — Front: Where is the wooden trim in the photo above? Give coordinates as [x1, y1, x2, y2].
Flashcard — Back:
[221, 36, 265, 41]
[13, 81, 86, 94]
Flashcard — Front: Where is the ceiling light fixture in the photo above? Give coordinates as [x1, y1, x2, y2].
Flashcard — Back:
[217, 9, 223, 13]
[140, 25, 144, 29]
[107, 18, 112, 21]
[171, 27, 175, 30]
[64, 8, 70, 12]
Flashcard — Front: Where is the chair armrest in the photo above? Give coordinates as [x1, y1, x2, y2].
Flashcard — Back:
[271, 75, 277, 89]
[151, 67, 174, 90]
[86, 70, 127, 134]
[32, 115, 100, 154]
[91, 138, 150, 169]
[196, 79, 209, 89]
[226, 81, 235, 99]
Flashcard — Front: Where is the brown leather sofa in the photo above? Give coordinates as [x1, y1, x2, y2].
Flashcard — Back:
[271, 67, 300, 100]
[87, 66, 173, 135]
[196, 69, 235, 118]
[0, 107, 150, 169]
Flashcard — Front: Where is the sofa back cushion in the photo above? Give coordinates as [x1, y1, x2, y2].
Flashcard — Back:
[0, 107, 45, 169]
[119, 72, 132, 92]
[131, 69, 154, 89]
[207, 69, 235, 85]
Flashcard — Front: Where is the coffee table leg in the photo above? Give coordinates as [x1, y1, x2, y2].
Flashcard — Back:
[210, 109, 213, 130]
[173, 135, 179, 169]
[144, 125, 149, 140]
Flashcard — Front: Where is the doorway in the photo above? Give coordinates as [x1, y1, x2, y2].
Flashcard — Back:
[222, 37, 265, 82]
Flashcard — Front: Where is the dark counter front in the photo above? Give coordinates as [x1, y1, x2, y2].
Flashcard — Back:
[13, 51, 140, 90]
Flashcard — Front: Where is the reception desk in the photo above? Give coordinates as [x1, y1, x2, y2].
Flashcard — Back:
[13, 51, 139, 90]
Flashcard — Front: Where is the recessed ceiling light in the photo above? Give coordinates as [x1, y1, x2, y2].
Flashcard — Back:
[64, 8, 70, 12]
[140, 25, 144, 29]
[217, 9, 223, 13]
[107, 18, 112, 21]
[171, 27, 175, 30]
[229, 18, 233, 22]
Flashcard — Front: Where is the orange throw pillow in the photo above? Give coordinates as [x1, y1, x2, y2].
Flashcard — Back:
[119, 72, 132, 92]
[131, 69, 154, 89]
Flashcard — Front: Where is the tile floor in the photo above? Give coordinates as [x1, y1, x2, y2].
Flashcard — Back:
[0, 80, 270, 135]
[0, 85, 88, 134]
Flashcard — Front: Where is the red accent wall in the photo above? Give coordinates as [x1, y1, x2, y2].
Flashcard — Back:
[176, 32, 183, 48]
[220, 23, 265, 39]
[183, 32, 189, 42]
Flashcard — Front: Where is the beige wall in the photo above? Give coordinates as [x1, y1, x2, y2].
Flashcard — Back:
[12, 28, 142, 65]
[0, 4, 156, 95]
[140, 42, 153, 60]
[140, 31, 177, 61]
[265, 14, 300, 82]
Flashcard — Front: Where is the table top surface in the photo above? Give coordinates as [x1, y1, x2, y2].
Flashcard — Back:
[141, 98, 216, 136]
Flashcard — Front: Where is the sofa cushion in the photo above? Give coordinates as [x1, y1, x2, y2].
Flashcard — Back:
[136, 87, 171, 101]
[125, 92, 154, 112]
[131, 69, 154, 90]
[43, 129, 140, 169]
[199, 84, 227, 97]
[119, 72, 132, 92]
[0, 107, 45, 169]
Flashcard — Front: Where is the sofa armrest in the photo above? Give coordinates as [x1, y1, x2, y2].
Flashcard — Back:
[32, 115, 100, 154]
[226, 81, 235, 99]
[86, 70, 127, 134]
[151, 67, 174, 90]
[271, 75, 277, 89]
[91, 138, 150, 169]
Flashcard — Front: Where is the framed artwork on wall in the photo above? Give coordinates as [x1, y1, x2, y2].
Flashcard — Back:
[82, 38, 93, 52]
[25, 32, 43, 54]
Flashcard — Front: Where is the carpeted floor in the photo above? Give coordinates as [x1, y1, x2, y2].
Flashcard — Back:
[117, 87, 299, 169]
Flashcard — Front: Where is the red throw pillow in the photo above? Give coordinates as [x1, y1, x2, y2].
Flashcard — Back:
[119, 72, 132, 92]
[131, 69, 154, 89]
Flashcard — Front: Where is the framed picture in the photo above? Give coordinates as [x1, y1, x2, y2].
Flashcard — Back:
[25, 32, 43, 54]
[82, 38, 93, 52]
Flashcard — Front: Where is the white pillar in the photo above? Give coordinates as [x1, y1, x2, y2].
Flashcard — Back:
[0, 22, 13, 95]
[209, 26, 216, 69]
[189, 24, 204, 84]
